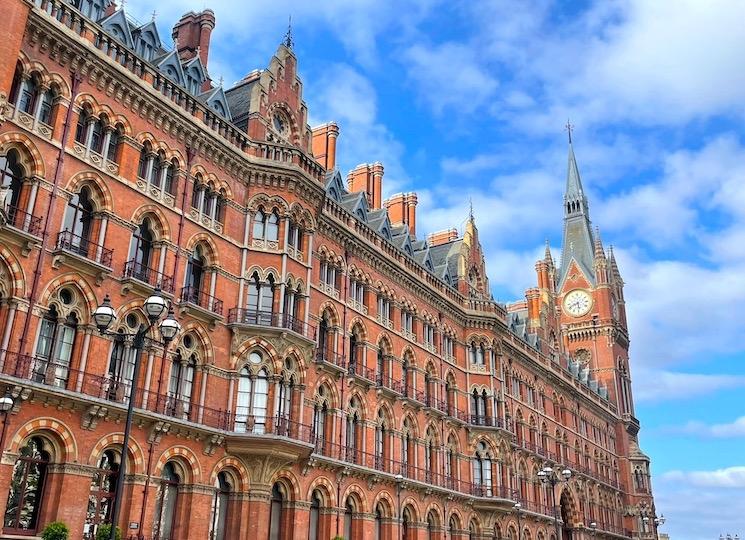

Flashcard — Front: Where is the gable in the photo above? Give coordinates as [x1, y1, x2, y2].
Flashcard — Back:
[133, 21, 162, 61]
[156, 50, 186, 85]
[559, 258, 593, 293]
[100, 9, 134, 48]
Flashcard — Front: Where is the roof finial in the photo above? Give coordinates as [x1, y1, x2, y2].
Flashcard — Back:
[283, 15, 294, 49]
[120, 0, 126, 8]
[469, 197, 474, 220]
[151, 9, 156, 21]
[565, 119, 574, 144]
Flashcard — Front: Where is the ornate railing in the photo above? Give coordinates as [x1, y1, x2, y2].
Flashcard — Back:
[56, 229, 113, 267]
[123, 259, 174, 293]
[180, 286, 223, 315]
[227, 309, 315, 339]
[3, 204, 42, 236]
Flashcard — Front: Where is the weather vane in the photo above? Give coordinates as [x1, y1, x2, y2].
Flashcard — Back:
[283, 15, 294, 49]
[565, 119, 574, 144]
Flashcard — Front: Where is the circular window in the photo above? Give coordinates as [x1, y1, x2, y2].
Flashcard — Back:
[59, 288, 74, 305]
[183, 334, 194, 349]
[126, 313, 139, 329]
[249, 352, 262, 364]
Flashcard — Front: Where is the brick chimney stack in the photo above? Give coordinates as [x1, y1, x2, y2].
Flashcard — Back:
[311, 122, 340, 171]
[428, 228, 458, 246]
[172, 10, 216, 69]
[347, 162, 384, 210]
[384, 192, 418, 235]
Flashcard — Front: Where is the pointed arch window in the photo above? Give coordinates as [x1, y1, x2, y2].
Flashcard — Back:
[153, 462, 180, 540]
[374, 504, 384, 540]
[0, 150, 24, 215]
[167, 352, 196, 420]
[235, 360, 268, 434]
[424, 431, 436, 481]
[472, 441, 493, 496]
[128, 219, 154, 280]
[343, 499, 354, 539]
[86, 449, 120, 538]
[268, 483, 285, 540]
[18, 75, 39, 115]
[346, 399, 361, 463]
[312, 401, 328, 448]
[3, 437, 50, 533]
[276, 360, 295, 429]
[37, 87, 56, 126]
[185, 245, 205, 297]
[208, 472, 231, 540]
[246, 273, 275, 324]
[309, 491, 322, 540]
[374, 411, 388, 471]
[318, 314, 332, 361]
[106, 332, 137, 402]
[62, 186, 94, 253]
[34, 305, 77, 388]
[253, 207, 280, 243]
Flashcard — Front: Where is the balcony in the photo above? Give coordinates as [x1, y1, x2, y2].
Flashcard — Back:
[469, 415, 504, 429]
[179, 286, 223, 320]
[53, 230, 113, 273]
[346, 361, 376, 385]
[375, 372, 403, 396]
[122, 259, 174, 294]
[1, 204, 43, 237]
[422, 394, 448, 415]
[313, 348, 346, 375]
[402, 385, 427, 405]
[227, 309, 315, 341]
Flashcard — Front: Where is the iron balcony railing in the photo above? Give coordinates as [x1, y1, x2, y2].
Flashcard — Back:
[180, 286, 223, 315]
[3, 204, 42, 236]
[56, 229, 113, 267]
[123, 259, 174, 293]
[227, 309, 315, 339]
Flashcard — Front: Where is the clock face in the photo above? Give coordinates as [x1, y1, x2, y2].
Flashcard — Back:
[563, 289, 592, 317]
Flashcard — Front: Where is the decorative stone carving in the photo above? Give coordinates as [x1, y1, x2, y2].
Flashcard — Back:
[203, 433, 224, 456]
[81, 404, 108, 430]
[148, 420, 171, 444]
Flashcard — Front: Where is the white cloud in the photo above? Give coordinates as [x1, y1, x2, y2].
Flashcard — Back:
[633, 369, 745, 403]
[402, 42, 499, 115]
[668, 416, 745, 438]
[655, 469, 745, 539]
[305, 64, 409, 192]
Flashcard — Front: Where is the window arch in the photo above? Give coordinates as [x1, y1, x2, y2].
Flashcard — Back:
[275, 357, 297, 434]
[235, 357, 269, 434]
[312, 385, 331, 453]
[472, 441, 493, 496]
[0, 149, 25, 222]
[184, 244, 206, 300]
[166, 339, 198, 420]
[33, 304, 78, 388]
[308, 489, 324, 540]
[86, 448, 120, 538]
[62, 185, 95, 255]
[317, 310, 335, 362]
[3, 436, 50, 533]
[346, 397, 362, 464]
[253, 206, 280, 243]
[374, 408, 390, 472]
[246, 271, 276, 325]
[127, 218, 155, 281]
[153, 462, 180, 540]
[268, 482, 286, 540]
[208, 472, 232, 540]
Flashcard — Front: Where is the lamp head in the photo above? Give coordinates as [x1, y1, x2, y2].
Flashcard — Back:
[513, 502, 522, 511]
[0, 395, 13, 413]
[92, 294, 117, 333]
[561, 468, 572, 481]
[158, 307, 181, 343]
[143, 287, 167, 322]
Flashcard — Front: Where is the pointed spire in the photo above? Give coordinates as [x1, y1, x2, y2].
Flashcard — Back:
[544, 239, 552, 262]
[558, 127, 596, 288]
[608, 245, 622, 280]
[594, 227, 604, 259]
[283, 15, 294, 49]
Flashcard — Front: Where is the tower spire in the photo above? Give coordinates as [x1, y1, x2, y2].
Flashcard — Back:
[283, 15, 294, 49]
[558, 128, 596, 287]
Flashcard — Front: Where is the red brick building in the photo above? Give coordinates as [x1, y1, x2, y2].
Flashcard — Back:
[0, 1, 659, 539]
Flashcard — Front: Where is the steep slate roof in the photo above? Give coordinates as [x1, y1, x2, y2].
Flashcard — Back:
[559, 142, 596, 288]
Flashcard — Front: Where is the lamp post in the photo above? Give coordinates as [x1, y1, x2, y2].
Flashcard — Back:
[514, 502, 523, 540]
[537, 466, 572, 540]
[92, 290, 181, 540]
[395, 473, 404, 540]
[0, 395, 14, 460]
[589, 521, 597, 538]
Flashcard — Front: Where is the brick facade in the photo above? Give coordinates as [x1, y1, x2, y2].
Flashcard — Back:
[0, 1, 658, 539]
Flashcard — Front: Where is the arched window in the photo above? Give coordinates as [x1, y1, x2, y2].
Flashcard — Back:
[3, 437, 50, 533]
[106, 125, 122, 163]
[167, 351, 196, 420]
[402, 508, 411, 540]
[128, 219, 154, 278]
[153, 462, 180, 540]
[348, 330, 361, 371]
[18, 75, 39, 115]
[106, 330, 137, 402]
[401, 419, 414, 476]
[268, 483, 285, 540]
[312, 389, 329, 452]
[343, 498, 354, 540]
[185, 245, 205, 298]
[253, 207, 280, 243]
[208, 472, 231, 540]
[138, 142, 152, 180]
[287, 220, 302, 252]
[86, 449, 120, 538]
[62, 186, 94, 252]
[37, 86, 56, 126]
[283, 284, 301, 322]
[427, 511, 437, 540]
[235, 358, 269, 434]
[472, 441, 493, 496]
[425, 430, 435, 481]
[374, 503, 384, 540]
[89, 116, 106, 154]
[309, 490, 322, 540]
[346, 398, 361, 463]
[0, 150, 24, 215]
[266, 210, 279, 241]
[402, 356, 410, 395]
[472, 389, 487, 425]
[375, 410, 388, 471]
[34, 304, 77, 388]
[318, 314, 331, 360]
[246, 273, 275, 324]
[276, 358, 295, 431]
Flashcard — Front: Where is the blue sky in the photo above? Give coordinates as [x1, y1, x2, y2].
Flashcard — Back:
[128, 0, 745, 536]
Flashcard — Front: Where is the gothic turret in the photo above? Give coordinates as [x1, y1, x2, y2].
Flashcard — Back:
[559, 137, 595, 288]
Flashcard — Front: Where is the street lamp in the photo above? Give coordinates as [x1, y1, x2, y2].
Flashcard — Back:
[513, 502, 523, 540]
[538, 466, 572, 540]
[0, 395, 14, 459]
[92, 289, 180, 540]
[589, 521, 597, 538]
